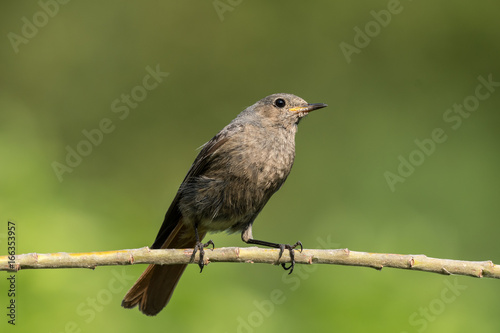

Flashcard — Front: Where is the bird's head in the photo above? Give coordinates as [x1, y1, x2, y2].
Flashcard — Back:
[245, 93, 327, 128]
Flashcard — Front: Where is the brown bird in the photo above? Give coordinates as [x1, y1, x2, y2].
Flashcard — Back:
[122, 93, 327, 315]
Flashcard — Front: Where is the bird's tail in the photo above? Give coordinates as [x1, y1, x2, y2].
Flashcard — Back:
[121, 221, 204, 316]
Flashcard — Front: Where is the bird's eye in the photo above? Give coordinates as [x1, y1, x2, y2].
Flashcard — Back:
[274, 98, 286, 108]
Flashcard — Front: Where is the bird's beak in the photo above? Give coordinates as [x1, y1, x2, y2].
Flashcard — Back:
[289, 103, 328, 114]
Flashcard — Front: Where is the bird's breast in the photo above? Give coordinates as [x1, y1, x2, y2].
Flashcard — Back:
[179, 125, 297, 231]
[238, 125, 296, 188]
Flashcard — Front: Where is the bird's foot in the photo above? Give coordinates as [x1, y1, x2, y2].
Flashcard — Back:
[278, 241, 303, 274]
[191, 240, 215, 272]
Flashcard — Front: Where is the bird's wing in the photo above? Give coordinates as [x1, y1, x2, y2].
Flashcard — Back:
[150, 131, 232, 249]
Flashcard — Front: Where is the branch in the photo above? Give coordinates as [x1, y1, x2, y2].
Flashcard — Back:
[1, 247, 499, 279]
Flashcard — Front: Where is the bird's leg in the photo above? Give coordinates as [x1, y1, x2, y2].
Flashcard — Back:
[191, 223, 214, 272]
[246, 239, 303, 274]
[241, 225, 303, 274]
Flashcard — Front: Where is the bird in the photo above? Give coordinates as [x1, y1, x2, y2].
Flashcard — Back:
[122, 93, 327, 315]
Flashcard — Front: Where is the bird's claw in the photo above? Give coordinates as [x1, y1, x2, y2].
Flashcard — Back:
[191, 240, 215, 272]
[278, 241, 302, 274]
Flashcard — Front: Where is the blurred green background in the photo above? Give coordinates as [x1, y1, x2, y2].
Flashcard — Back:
[1, 1, 499, 332]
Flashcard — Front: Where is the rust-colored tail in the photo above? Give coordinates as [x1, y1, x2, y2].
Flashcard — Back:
[121, 221, 205, 316]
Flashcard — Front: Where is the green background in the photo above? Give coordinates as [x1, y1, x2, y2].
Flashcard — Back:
[1, 1, 499, 332]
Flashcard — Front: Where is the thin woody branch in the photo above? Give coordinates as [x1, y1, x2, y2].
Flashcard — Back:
[0, 247, 499, 279]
